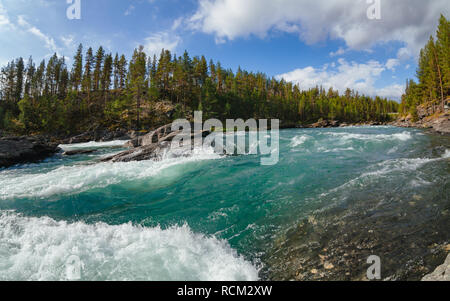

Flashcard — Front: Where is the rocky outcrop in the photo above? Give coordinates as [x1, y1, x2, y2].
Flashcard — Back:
[391, 112, 450, 135]
[430, 114, 450, 134]
[422, 253, 450, 281]
[125, 124, 174, 148]
[102, 124, 211, 163]
[0, 136, 60, 168]
[392, 101, 450, 135]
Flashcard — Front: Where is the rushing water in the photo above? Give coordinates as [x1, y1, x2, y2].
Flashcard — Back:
[0, 126, 449, 281]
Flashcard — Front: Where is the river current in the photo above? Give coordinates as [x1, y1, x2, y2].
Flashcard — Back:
[0, 126, 448, 280]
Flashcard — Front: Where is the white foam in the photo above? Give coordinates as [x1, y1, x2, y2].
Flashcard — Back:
[0, 147, 222, 200]
[322, 152, 448, 197]
[59, 140, 129, 151]
[290, 135, 310, 147]
[0, 211, 259, 281]
[328, 131, 412, 142]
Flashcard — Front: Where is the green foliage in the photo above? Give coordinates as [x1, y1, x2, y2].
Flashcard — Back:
[401, 14, 450, 116]
[0, 42, 401, 136]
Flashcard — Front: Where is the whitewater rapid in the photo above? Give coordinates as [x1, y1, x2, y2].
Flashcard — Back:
[0, 211, 259, 281]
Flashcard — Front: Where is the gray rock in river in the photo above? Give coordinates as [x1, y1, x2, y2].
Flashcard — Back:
[103, 124, 211, 163]
[124, 124, 177, 148]
[0, 136, 60, 168]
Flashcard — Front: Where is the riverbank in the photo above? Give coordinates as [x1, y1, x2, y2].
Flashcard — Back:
[390, 105, 450, 136]
[0, 136, 60, 168]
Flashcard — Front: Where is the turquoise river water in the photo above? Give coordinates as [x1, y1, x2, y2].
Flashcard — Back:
[0, 126, 449, 280]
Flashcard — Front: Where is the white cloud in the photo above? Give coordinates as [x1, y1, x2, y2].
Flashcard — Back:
[276, 58, 405, 100]
[190, 0, 449, 57]
[0, 1, 12, 28]
[329, 47, 347, 57]
[143, 31, 181, 58]
[386, 58, 400, 71]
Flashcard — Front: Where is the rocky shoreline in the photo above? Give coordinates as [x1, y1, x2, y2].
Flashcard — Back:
[389, 105, 450, 135]
[0, 136, 60, 168]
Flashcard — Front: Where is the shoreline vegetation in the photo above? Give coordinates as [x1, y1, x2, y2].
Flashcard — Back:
[395, 14, 450, 136]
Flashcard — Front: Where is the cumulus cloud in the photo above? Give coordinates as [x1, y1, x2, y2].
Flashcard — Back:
[144, 31, 181, 58]
[276, 58, 404, 100]
[190, 0, 449, 58]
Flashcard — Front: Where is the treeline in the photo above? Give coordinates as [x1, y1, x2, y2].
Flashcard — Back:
[400, 14, 450, 117]
[0, 44, 398, 136]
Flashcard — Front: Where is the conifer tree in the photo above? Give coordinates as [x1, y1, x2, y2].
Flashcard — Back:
[93, 46, 105, 91]
[82, 47, 94, 94]
[72, 44, 83, 91]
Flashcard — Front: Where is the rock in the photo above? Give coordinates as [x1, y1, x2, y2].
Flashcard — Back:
[125, 124, 175, 148]
[422, 254, 450, 281]
[417, 104, 434, 120]
[432, 116, 450, 135]
[309, 119, 340, 128]
[0, 136, 60, 168]
[103, 124, 211, 163]
[102, 141, 172, 163]
[63, 149, 97, 156]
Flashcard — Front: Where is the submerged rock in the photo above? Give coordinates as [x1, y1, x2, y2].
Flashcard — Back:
[0, 136, 60, 168]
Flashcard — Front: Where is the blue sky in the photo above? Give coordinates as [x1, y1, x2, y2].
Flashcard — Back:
[0, 0, 448, 100]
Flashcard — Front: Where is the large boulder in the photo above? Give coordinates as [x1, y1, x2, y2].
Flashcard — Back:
[104, 126, 211, 163]
[125, 124, 176, 148]
[0, 136, 61, 168]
